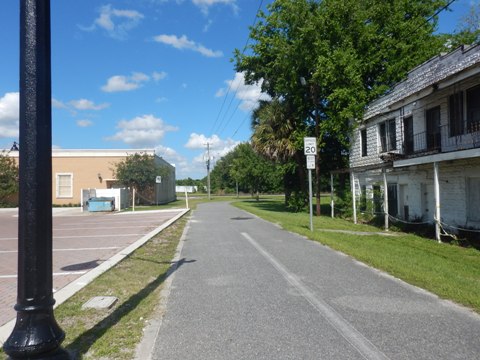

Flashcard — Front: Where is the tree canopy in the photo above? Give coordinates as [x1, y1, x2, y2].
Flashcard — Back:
[210, 143, 283, 197]
[235, 0, 451, 211]
[114, 153, 169, 194]
[0, 152, 19, 206]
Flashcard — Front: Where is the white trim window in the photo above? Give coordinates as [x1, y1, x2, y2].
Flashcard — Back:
[56, 173, 73, 198]
[378, 118, 396, 153]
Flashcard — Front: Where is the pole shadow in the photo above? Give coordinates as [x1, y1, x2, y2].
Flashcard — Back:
[65, 257, 195, 358]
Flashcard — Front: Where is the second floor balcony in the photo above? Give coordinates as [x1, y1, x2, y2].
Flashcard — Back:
[401, 122, 480, 158]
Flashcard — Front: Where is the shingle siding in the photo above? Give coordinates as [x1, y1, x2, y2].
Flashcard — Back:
[347, 45, 480, 231]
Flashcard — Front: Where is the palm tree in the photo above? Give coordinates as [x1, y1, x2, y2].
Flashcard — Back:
[251, 98, 307, 208]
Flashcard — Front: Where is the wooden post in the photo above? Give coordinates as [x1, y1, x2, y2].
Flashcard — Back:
[383, 168, 389, 230]
[433, 162, 441, 242]
[330, 173, 334, 218]
[351, 171, 357, 224]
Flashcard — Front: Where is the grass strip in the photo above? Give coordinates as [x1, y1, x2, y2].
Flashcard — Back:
[0, 215, 188, 360]
[233, 198, 480, 314]
[60, 215, 187, 359]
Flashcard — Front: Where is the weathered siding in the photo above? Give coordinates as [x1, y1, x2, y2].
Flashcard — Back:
[348, 45, 480, 231]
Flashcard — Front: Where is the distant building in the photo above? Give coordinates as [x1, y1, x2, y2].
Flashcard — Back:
[176, 185, 198, 193]
[8, 149, 176, 207]
[348, 45, 480, 238]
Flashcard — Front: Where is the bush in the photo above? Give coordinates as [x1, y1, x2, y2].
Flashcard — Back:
[286, 191, 307, 212]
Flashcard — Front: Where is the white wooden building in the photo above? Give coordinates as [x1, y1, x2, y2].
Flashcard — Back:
[348, 45, 480, 240]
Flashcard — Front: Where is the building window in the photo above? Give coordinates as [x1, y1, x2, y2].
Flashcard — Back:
[373, 185, 382, 214]
[360, 185, 367, 212]
[379, 119, 396, 152]
[449, 92, 464, 136]
[56, 173, 73, 198]
[426, 106, 441, 150]
[361, 129, 367, 157]
[467, 178, 480, 222]
[388, 183, 398, 217]
[403, 116, 414, 154]
[467, 85, 480, 133]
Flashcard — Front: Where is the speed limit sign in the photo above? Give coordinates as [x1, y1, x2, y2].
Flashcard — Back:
[304, 137, 317, 155]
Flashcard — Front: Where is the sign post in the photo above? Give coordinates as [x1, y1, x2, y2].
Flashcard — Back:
[304, 138, 317, 232]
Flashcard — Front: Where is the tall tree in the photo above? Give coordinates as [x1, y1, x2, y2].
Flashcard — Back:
[251, 98, 307, 206]
[235, 0, 448, 214]
[114, 153, 169, 203]
[210, 143, 283, 197]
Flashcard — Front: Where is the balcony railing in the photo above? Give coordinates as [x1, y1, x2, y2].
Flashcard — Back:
[402, 123, 480, 157]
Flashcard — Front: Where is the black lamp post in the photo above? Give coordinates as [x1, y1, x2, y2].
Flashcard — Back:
[3, 1, 69, 358]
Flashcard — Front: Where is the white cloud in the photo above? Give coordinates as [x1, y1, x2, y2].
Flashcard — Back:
[192, 0, 238, 15]
[155, 144, 189, 173]
[216, 72, 270, 111]
[0, 92, 19, 139]
[52, 98, 67, 109]
[101, 72, 150, 92]
[106, 114, 178, 147]
[81, 4, 144, 40]
[152, 71, 167, 82]
[182, 133, 239, 178]
[76, 119, 94, 127]
[203, 19, 213, 32]
[153, 34, 223, 58]
[69, 99, 110, 110]
[185, 133, 239, 155]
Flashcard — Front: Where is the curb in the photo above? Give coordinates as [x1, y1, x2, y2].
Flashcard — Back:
[134, 210, 192, 360]
[0, 208, 190, 345]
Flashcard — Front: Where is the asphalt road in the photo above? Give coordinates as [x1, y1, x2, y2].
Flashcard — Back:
[149, 202, 480, 360]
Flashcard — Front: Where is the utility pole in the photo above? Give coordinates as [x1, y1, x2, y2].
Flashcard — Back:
[205, 143, 211, 200]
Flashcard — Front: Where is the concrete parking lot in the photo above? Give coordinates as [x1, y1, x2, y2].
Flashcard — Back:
[0, 207, 187, 330]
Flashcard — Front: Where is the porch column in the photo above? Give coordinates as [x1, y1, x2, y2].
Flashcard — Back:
[351, 171, 357, 224]
[433, 161, 441, 242]
[383, 168, 389, 230]
[330, 173, 334, 218]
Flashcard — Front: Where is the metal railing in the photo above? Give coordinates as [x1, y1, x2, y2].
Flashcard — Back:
[401, 123, 480, 157]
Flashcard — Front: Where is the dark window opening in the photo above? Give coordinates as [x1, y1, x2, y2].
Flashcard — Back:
[403, 116, 413, 154]
[426, 106, 441, 150]
[467, 85, 480, 133]
[379, 119, 396, 152]
[373, 185, 382, 214]
[449, 92, 464, 136]
[388, 184, 398, 217]
[360, 185, 367, 212]
[361, 129, 367, 157]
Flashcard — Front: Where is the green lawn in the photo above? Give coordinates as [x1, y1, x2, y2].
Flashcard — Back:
[233, 197, 480, 313]
[1, 195, 478, 359]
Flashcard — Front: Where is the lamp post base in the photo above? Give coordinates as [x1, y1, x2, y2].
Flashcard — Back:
[3, 309, 69, 359]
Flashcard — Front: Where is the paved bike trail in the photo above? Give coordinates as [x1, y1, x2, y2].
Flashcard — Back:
[146, 202, 480, 360]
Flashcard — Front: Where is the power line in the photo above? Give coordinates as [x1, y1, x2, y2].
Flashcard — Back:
[406, 0, 458, 37]
[211, 0, 265, 137]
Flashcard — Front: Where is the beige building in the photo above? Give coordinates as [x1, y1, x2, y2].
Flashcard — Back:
[8, 149, 176, 206]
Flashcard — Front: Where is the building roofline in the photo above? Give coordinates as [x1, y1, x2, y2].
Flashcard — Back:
[5, 149, 156, 158]
[364, 44, 480, 120]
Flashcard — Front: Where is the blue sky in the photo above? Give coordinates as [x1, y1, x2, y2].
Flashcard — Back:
[0, 0, 474, 179]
